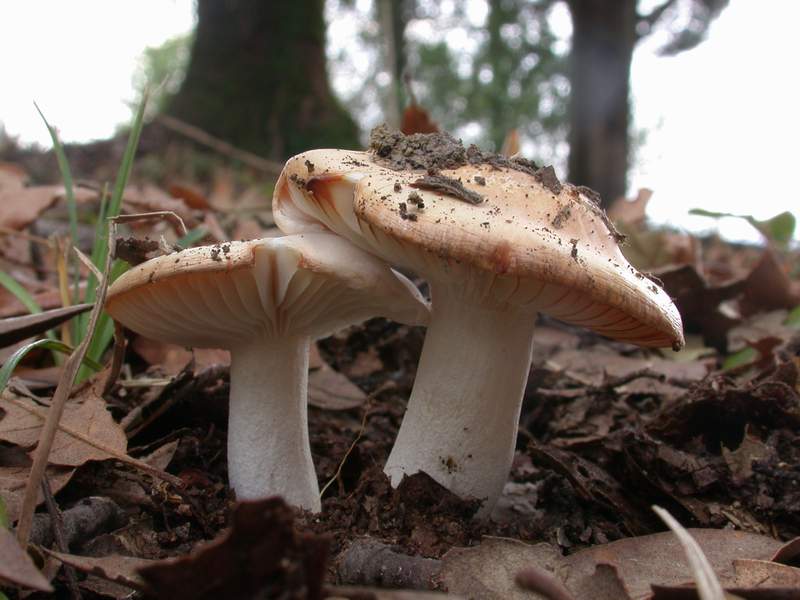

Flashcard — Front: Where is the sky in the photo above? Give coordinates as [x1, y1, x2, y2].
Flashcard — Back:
[1, 0, 797, 242]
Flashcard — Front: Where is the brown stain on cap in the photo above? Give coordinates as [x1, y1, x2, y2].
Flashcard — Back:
[489, 241, 513, 274]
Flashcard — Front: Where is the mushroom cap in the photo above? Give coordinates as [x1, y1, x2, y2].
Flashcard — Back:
[106, 232, 429, 349]
[274, 147, 684, 349]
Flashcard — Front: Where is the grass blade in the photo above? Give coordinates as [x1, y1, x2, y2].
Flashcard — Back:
[0, 339, 102, 390]
[34, 103, 78, 247]
[0, 271, 42, 314]
[88, 89, 150, 285]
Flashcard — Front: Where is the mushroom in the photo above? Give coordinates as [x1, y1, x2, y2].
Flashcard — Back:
[105, 232, 429, 511]
[272, 128, 684, 515]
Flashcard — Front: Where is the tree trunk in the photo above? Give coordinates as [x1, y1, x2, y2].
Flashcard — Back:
[168, 0, 359, 160]
[566, 0, 636, 209]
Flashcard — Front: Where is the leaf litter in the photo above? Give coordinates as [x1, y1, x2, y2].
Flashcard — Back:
[1, 130, 800, 598]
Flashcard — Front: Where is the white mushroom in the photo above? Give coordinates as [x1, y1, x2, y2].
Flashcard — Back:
[272, 130, 684, 516]
[105, 232, 428, 511]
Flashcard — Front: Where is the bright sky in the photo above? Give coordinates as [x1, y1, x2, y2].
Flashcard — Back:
[1, 0, 797, 242]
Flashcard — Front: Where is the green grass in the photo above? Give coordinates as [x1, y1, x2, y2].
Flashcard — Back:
[0, 338, 102, 390]
[21, 92, 151, 384]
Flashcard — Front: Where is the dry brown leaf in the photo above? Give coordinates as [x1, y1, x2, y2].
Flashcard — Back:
[131, 335, 230, 375]
[0, 184, 94, 230]
[437, 531, 782, 600]
[0, 161, 29, 190]
[0, 444, 73, 523]
[329, 587, 461, 599]
[308, 362, 367, 410]
[561, 529, 781, 599]
[738, 250, 800, 317]
[232, 217, 266, 242]
[0, 526, 53, 592]
[439, 536, 562, 600]
[0, 303, 92, 348]
[138, 497, 328, 600]
[122, 184, 199, 230]
[43, 549, 153, 592]
[732, 559, 800, 588]
[0, 386, 127, 467]
[168, 182, 211, 210]
[0, 284, 79, 319]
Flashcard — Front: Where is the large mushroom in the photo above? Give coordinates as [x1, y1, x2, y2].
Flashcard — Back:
[105, 232, 428, 511]
[273, 127, 684, 515]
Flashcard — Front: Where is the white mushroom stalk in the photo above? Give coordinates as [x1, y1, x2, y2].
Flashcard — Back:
[228, 336, 314, 507]
[105, 233, 428, 512]
[383, 285, 536, 509]
[273, 130, 685, 516]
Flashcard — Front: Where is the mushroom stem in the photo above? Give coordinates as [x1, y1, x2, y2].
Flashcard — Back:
[228, 335, 320, 511]
[384, 285, 535, 516]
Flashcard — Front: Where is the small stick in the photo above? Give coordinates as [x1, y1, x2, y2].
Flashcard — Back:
[41, 476, 82, 600]
[113, 210, 188, 237]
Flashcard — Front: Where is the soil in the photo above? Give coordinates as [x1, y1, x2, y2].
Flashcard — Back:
[368, 124, 565, 196]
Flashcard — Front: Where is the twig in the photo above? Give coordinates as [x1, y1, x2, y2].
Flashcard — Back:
[4, 393, 183, 487]
[156, 114, 284, 175]
[101, 321, 127, 396]
[113, 210, 188, 237]
[41, 476, 82, 600]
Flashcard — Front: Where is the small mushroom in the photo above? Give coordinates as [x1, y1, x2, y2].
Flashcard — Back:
[273, 136, 684, 515]
[105, 233, 428, 511]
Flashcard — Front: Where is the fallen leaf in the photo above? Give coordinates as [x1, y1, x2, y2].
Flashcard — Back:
[657, 264, 744, 351]
[0, 303, 92, 348]
[43, 549, 152, 592]
[0, 184, 94, 230]
[138, 497, 329, 600]
[131, 335, 230, 375]
[0, 386, 127, 467]
[308, 362, 367, 410]
[439, 536, 562, 600]
[324, 585, 464, 600]
[732, 559, 800, 588]
[122, 184, 199, 230]
[738, 250, 800, 317]
[0, 161, 29, 190]
[561, 529, 782, 599]
[168, 182, 211, 210]
[0, 284, 84, 319]
[328, 586, 460, 599]
[232, 217, 267, 242]
[653, 506, 726, 600]
[0, 445, 73, 523]
[0, 526, 53, 592]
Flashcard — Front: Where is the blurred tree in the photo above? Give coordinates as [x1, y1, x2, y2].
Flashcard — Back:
[167, 0, 359, 160]
[567, 0, 729, 208]
[410, 0, 568, 156]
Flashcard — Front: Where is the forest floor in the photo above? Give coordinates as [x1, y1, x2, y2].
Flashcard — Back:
[1, 126, 799, 599]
